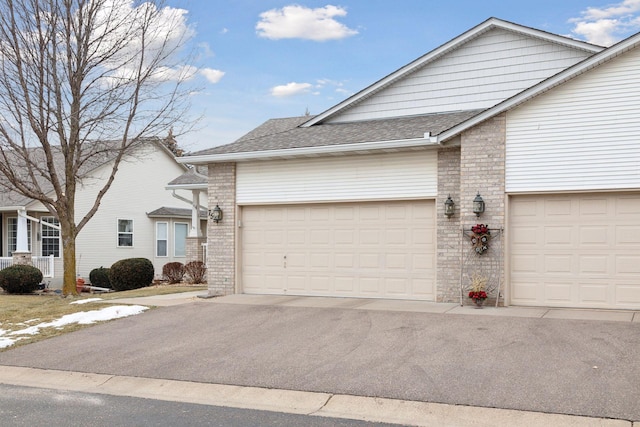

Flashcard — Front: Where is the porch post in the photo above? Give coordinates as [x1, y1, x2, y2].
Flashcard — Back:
[16, 209, 29, 252]
[13, 209, 32, 265]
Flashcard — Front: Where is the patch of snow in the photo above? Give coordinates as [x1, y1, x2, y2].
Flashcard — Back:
[0, 337, 16, 349]
[0, 305, 148, 348]
[70, 298, 103, 305]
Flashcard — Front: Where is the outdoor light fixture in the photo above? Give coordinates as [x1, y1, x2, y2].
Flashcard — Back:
[473, 192, 485, 217]
[209, 204, 223, 223]
[444, 195, 455, 218]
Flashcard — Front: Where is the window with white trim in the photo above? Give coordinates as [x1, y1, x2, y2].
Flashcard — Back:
[156, 222, 168, 257]
[7, 217, 31, 255]
[41, 217, 60, 257]
[117, 219, 134, 247]
[174, 222, 188, 257]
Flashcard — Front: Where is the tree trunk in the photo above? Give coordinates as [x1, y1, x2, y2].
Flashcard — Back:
[61, 220, 77, 296]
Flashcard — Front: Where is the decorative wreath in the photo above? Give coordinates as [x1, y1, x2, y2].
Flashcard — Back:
[470, 224, 490, 254]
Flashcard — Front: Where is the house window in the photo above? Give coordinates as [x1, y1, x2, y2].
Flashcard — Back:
[156, 222, 168, 257]
[174, 223, 188, 257]
[41, 217, 60, 257]
[118, 219, 134, 247]
[7, 217, 31, 255]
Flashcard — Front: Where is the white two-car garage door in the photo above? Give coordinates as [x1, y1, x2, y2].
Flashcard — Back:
[510, 193, 640, 309]
[241, 200, 435, 300]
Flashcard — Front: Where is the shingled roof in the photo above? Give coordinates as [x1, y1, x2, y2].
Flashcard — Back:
[189, 110, 483, 157]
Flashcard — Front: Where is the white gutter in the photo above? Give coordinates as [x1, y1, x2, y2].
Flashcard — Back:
[178, 136, 440, 164]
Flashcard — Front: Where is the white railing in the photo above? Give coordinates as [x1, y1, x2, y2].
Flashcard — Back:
[33, 255, 55, 278]
[0, 255, 55, 278]
[201, 243, 207, 264]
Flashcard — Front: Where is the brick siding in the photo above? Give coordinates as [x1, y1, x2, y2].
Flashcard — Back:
[206, 163, 236, 295]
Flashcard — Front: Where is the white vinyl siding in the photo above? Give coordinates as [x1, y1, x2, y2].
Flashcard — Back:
[237, 151, 437, 204]
[506, 47, 640, 192]
[328, 29, 593, 123]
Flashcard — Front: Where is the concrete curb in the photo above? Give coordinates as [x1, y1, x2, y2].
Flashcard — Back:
[0, 366, 633, 426]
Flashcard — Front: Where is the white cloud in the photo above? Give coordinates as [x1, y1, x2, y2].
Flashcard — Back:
[271, 82, 313, 97]
[569, 0, 640, 45]
[256, 5, 358, 41]
[200, 68, 225, 83]
[93, 0, 197, 84]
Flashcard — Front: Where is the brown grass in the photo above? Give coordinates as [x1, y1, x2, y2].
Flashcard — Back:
[0, 284, 206, 351]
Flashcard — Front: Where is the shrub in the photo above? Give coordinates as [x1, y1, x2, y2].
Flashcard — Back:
[0, 264, 43, 294]
[89, 267, 112, 289]
[110, 258, 154, 291]
[162, 262, 185, 284]
[184, 261, 206, 284]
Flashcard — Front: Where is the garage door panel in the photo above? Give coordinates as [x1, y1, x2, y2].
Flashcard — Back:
[511, 193, 640, 309]
[578, 255, 609, 274]
[616, 226, 640, 245]
[616, 196, 640, 215]
[579, 284, 609, 304]
[615, 255, 640, 274]
[616, 285, 640, 304]
[544, 255, 573, 274]
[578, 198, 608, 216]
[544, 226, 573, 246]
[545, 283, 573, 302]
[511, 254, 538, 273]
[578, 226, 609, 245]
[242, 201, 435, 300]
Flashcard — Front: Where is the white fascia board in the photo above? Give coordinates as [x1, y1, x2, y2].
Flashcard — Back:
[177, 137, 439, 165]
[164, 183, 208, 191]
[0, 206, 27, 212]
[302, 18, 602, 128]
[434, 33, 640, 144]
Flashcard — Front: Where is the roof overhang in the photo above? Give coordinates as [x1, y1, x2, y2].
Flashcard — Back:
[178, 136, 441, 164]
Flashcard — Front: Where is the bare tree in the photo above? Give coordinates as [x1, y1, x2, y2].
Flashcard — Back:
[0, 0, 196, 295]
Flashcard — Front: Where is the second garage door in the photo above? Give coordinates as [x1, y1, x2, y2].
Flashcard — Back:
[241, 201, 435, 300]
[510, 193, 640, 309]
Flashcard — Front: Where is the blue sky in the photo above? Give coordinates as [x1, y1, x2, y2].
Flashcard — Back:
[162, 0, 640, 152]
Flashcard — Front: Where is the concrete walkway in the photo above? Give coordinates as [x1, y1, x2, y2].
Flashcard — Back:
[108, 291, 640, 322]
[1, 293, 639, 426]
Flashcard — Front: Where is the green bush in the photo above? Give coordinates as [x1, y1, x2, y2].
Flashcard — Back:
[0, 264, 43, 294]
[89, 267, 112, 289]
[162, 262, 185, 284]
[110, 258, 154, 291]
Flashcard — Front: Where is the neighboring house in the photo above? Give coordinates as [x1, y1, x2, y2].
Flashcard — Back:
[179, 17, 640, 310]
[0, 139, 207, 287]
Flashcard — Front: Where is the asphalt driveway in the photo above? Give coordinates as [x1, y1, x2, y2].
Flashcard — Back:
[0, 300, 638, 421]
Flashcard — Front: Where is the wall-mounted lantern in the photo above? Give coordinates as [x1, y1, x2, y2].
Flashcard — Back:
[473, 192, 485, 217]
[209, 204, 223, 223]
[444, 195, 455, 218]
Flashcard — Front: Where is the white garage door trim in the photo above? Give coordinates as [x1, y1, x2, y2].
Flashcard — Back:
[240, 200, 436, 300]
[510, 193, 640, 309]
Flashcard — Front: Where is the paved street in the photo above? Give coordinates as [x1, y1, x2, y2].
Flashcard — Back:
[0, 383, 399, 427]
[0, 296, 638, 423]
